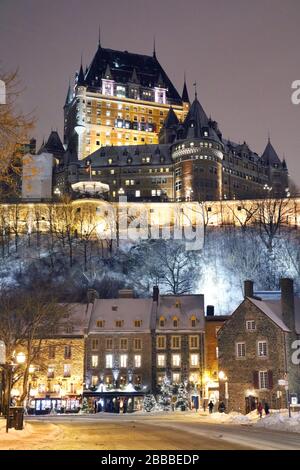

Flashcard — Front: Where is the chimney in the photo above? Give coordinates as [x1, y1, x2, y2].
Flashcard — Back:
[153, 286, 159, 302]
[280, 278, 295, 330]
[87, 288, 99, 303]
[118, 289, 134, 298]
[244, 280, 254, 298]
[206, 305, 214, 317]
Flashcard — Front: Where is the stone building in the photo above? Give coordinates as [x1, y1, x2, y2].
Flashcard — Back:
[19, 303, 92, 414]
[218, 279, 300, 413]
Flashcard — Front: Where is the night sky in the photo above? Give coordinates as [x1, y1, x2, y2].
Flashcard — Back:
[1, 0, 300, 183]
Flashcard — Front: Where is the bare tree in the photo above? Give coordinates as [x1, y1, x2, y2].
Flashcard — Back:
[0, 70, 34, 194]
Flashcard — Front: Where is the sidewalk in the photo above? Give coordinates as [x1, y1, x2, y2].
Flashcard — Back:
[0, 417, 61, 450]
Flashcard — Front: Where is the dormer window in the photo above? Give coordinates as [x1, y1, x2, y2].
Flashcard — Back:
[108, 158, 113, 165]
[96, 320, 105, 328]
[159, 316, 165, 328]
[115, 320, 123, 328]
[112, 305, 118, 311]
[203, 130, 208, 137]
[173, 316, 179, 328]
[175, 300, 181, 308]
[190, 315, 197, 328]
[134, 320, 142, 328]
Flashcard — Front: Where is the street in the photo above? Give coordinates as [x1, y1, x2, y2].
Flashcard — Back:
[1, 413, 300, 450]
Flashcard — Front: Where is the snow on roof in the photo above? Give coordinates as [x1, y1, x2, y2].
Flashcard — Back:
[248, 297, 300, 334]
[57, 303, 93, 336]
[157, 294, 205, 330]
[89, 298, 154, 333]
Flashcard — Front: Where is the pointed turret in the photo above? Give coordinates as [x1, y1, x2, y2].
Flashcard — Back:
[130, 67, 139, 84]
[64, 81, 73, 106]
[153, 36, 156, 59]
[182, 77, 190, 103]
[261, 138, 282, 166]
[183, 94, 209, 137]
[156, 72, 165, 88]
[38, 131, 65, 158]
[163, 107, 179, 128]
[103, 63, 113, 80]
[77, 63, 85, 86]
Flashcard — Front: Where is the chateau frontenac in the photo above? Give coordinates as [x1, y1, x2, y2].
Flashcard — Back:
[22, 40, 289, 202]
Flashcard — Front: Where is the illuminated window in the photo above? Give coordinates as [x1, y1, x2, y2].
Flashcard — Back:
[258, 341, 268, 357]
[189, 336, 199, 349]
[120, 354, 128, 368]
[106, 111, 111, 117]
[115, 320, 123, 328]
[106, 354, 113, 368]
[171, 336, 181, 349]
[172, 354, 181, 367]
[190, 354, 199, 367]
[157, 354, 166, 367]
[157, 336, 166, 349]
[172, 372, 180, 384]
[63, 364, 71, 377]
[92, 376, 98, 386]
[190, 316, 197, 328]
[132, 338, 141, 350]
[108, 158, 113, 164]
[92, 339, 99, 350]
[120, 338, 128, 350]
[48, 346, 55, 359]
[134, 320, 142, 327]
[91, 355, 98, 368]
[173, 316, 179, 328]
[134, 355, 141, 368]
[47, 367, 54, 379]
[96, 320, 104, 328]
[135, 190, 140, 197]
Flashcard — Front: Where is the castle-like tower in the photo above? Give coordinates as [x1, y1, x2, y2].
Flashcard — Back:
[63, 41, 189, 160]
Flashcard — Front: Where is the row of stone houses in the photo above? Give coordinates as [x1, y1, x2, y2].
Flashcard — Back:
[15, 288, 225, 414]
[11, 279, 299, 414]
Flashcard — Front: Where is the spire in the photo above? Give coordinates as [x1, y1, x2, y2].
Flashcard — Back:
[130, 67, 139, 84]
[193, 82, 198, 100]
[156, 72, 165, 88]
[103, 63, 113, 80]
[77, 57, 85, 86]
[261, 138, 281, 166]
[163, 107, 179, 128]
[98, 25, 101, 47]
[153, 36, 156, 59]
[64, 79, 73, 106]
[182, 74, 190, 103]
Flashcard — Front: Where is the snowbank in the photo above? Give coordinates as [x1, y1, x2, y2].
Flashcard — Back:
[254, 410, 300, 434]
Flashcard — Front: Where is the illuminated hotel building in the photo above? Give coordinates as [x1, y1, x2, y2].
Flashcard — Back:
[64, 40, 189, 160]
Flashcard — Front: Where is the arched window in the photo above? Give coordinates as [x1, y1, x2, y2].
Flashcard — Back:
[190, 315, 197, 328]
[173, 316, 179, 328]
[159, 316, 165, 328]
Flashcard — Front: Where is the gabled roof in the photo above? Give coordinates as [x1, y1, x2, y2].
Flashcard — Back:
[261, 139, 282, 166]
[39, 131, 65, 157]
[248, 297, 300, 334]
[88, 298, 154, 333]
[83, 45, 182, 105]
[156, 294, 205, 331]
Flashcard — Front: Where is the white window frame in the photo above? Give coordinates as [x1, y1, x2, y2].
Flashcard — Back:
[236, 342, 246, 358]
[190, 353, 199, 367]
[105, 354, 113, 369]
[91, 355, 98, 368]
[189, 335, 199, 349]
[259, 370, 268, 389]
[157, 335, 166, 350]
[172, 353, 181, 368]
[157, 354, 166, 368]
[134, 355, 142, 368]
[120, 354, 128, 368]
[246, 320, 256, 331]
[258, 341, 268, 357]
[171, 336, 181, 350]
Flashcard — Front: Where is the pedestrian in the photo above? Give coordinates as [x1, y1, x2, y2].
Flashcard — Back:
[218, 401, 226, 413]
[208, 400, 214, 414]
[123, 398, 127, 414]
[264, 402, 270, 415]
[257, 402, 263, 418]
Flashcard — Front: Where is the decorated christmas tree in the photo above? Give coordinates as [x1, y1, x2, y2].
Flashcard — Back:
[176, 382, 190, 411]
[80, 397, 89, 413]
[143, 394, 157, 412]
[158, 376, 173, 411]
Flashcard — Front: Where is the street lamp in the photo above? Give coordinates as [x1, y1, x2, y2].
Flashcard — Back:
[218, 370, 229, 412]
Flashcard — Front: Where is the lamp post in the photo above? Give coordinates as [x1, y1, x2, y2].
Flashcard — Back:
[218, 370, 229, 413]
[5, 351, 26, 433]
